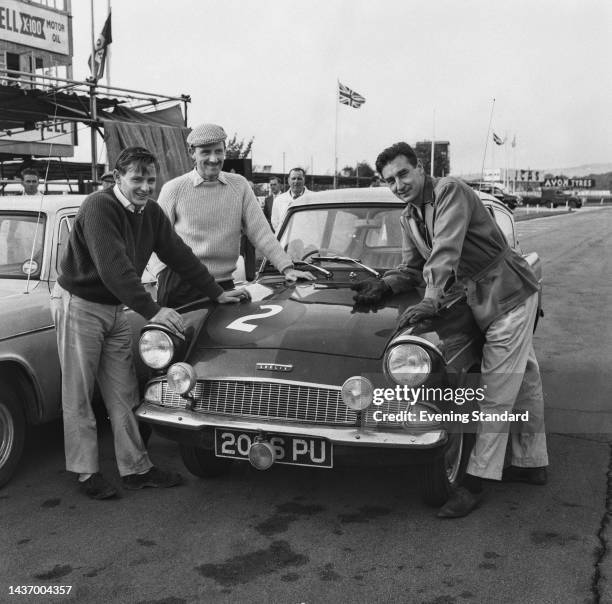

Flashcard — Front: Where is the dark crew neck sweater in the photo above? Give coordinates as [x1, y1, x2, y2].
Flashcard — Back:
[58, 189, 223, 319]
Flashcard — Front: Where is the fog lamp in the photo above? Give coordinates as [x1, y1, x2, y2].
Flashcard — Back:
[167, 362, 196, 395]
[143, 381, 162, 404]
[401, 403, 439, 430]
[341, 376, 374, 411]
[248, 437, 276, 470]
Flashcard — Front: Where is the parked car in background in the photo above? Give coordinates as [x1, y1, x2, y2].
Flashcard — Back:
[521, 188, 582, 209]
[136, 187, 543, 506]
[0, 195, 151, 487]
[464, 181, 520, 210]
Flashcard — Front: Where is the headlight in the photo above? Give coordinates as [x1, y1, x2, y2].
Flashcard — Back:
[384, 344, 431, 387]
[139, 329, 175, 369]
[167, 362, 196, 395]
[341, 376, 374, 411]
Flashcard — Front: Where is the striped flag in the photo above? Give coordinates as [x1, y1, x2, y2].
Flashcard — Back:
[493, 132, 506, 145]
[88, 12, 112, 80]
[338, 81, 366, 108]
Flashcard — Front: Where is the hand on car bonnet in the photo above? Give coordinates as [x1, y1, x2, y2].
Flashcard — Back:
[217, 288, 251, 304]
[398, 298, 438, 328]
[350, 279, 391, 304]
[150, 307, 185, 335]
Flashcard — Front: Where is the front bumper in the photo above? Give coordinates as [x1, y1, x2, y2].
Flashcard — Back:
[136, 402, 447, 450]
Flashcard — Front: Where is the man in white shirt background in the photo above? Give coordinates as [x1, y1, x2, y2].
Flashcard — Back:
[271, 167, 310, 231]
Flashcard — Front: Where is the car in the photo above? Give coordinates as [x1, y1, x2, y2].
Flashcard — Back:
[135, 187, 543, 506]
[521, 188, 582, 209]
[465, 181, 520, 210]
[0, 195, 152, 487]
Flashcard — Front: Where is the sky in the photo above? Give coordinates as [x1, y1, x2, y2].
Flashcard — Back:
[70, 0, 612, 176]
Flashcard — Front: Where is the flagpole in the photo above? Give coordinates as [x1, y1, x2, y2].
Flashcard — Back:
[430, 108, 435, 177]
[89, 0, 98, 185]
[480, 97, 495, 182]
[512, 134, 517, 193]
[504, 130, 509, 189]
[334, 78, 339, 190]
[106, 0, 112, 88]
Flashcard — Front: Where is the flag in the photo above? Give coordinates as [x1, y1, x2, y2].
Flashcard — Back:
[493, 132, 506, 145]
[88, 12, 112, 80]
[511, 134, 517, 148]
[338, 81, 366, 108]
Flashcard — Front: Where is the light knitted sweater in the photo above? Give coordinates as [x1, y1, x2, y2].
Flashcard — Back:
[154, 170, 293, 281]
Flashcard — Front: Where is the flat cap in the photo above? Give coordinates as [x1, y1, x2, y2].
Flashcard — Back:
[187, 123, 227, 147]
[101, 170, 114, 181]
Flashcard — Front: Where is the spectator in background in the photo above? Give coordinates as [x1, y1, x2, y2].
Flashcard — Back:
[21, 168, 40, 196]
[153, 123, 313, 307]
[263, 176, 282, 225]
[100, 170, 115, 190]
[271, 167, 310, 231]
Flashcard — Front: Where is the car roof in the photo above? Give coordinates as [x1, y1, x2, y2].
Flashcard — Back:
[289, 186, 509, 213]
[0, 194, 87, 214]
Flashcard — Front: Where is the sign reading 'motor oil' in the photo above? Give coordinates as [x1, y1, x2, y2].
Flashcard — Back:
[0, 1, 71, 56]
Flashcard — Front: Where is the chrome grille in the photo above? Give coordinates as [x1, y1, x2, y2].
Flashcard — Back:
[160, 379, 356, 425]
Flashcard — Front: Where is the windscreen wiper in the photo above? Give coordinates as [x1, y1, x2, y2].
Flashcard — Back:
[293, 260, 332, 278]
[309, 256, 381, 278]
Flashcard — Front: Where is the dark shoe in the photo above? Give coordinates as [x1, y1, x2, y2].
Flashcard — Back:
[79, 473, 118, 500]
[437, 486, 483, 518]
[121, 466, 183, 490]
[502, 465, 548, 485]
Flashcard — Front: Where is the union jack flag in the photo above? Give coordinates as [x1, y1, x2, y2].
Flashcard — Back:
[493, 132, 506, 145]
[338, 81, 366, 108]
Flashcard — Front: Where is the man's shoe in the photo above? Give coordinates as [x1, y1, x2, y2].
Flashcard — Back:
[502, 465, 548, 485]
[437, 486, 483, 518]
[79, 473, 118, 500]
[121, 466, 183, 490]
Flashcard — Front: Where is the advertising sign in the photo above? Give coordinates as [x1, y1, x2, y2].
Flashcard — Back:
[0, 120, 75, 156]
[516, 169, 541, 183]
[543, 177, 595, 189]
[0, 1, 70, 56]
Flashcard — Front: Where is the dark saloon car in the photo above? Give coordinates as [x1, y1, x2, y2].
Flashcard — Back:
[135, 187, 542, 505]
[465, 181, 520, 210]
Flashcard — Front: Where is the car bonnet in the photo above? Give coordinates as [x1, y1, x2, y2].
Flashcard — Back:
[194, 281, 422, 360]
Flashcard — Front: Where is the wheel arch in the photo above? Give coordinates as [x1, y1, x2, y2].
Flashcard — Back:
[0, 359, 44, 424]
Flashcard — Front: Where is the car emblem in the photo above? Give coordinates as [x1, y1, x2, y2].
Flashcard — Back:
[256, 363, 293, 372]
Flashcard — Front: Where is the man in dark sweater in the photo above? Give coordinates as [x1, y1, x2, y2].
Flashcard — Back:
[51, 146, 246, 500]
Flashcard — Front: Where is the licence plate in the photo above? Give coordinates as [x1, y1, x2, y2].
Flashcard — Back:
[214, 429, 333, 468]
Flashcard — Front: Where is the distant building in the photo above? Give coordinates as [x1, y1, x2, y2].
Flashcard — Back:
[415, 140, 450, 177]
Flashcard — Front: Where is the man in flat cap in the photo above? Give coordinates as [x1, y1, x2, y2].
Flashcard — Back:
[100, 170, 115, 190]
[154, 122, 313, 306]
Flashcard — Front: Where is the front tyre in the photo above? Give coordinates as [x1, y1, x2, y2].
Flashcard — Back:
[0, 386, 26, 488]
[179, 444, 231, 478]
[418, 431, 474, 506]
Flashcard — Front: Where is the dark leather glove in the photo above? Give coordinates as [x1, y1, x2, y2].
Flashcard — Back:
[398, 298, 438, 328]
[350, 279, 391, 304]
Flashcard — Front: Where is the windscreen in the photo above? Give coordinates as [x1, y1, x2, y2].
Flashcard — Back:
[279, 206, 404, 269]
